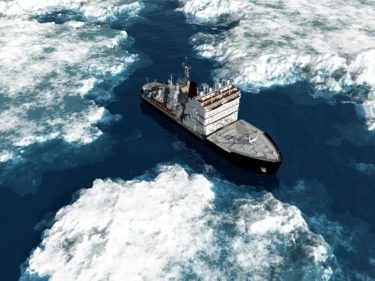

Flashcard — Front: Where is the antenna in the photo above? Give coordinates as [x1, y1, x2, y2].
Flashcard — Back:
[181, 57, 191, 85]
[201, 83, 209, 93]
[214, 78, 220, 91]
[146, 77, 149, 84]
[185, 65, 190, 82]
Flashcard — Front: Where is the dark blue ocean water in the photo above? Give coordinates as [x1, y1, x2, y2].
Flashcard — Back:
[1, 1, 375, 280]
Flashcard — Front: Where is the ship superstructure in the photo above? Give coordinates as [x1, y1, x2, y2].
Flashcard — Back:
[140, 62, 282, 174]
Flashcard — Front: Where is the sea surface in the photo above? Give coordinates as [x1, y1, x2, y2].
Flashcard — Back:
[0, 0, 374, 280]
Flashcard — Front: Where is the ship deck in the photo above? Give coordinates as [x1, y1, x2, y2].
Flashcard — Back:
[207, 120, 281, 162]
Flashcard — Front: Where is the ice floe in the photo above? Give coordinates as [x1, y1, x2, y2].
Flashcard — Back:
[354, 162, 375, 174]
[179, 0, 375, 130]
[0, 0, 143, 193]
[0, 0, 143, 23]
[21, 165, 334, 281]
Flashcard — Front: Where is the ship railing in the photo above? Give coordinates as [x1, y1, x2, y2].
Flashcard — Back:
[206, 94, 240, 111]
[197, 85, 236, 103]
[203, 89, 240, 108]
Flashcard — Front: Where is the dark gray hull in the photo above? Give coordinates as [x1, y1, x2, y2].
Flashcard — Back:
[140, 90, 282, 174]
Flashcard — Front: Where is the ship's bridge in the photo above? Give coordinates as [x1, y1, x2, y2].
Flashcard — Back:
[196, 84, 240, 111]
[182, 80, 241, 136]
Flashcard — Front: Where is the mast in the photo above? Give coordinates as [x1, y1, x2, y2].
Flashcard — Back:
[183, 57, 190, 85]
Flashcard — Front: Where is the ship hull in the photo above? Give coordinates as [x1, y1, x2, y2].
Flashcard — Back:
[202, 139, 282, 174]
[140, 91, 282, 175]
